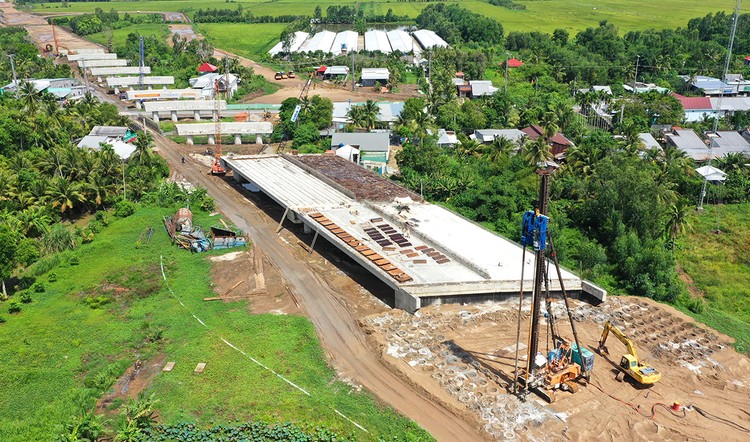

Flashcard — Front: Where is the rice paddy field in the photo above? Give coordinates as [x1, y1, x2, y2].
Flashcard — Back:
[32, 0, 739, 34]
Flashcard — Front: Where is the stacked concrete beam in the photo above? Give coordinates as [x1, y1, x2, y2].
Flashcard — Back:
[67, 53, 118, 62]
[106, 76, 175, 89]
[90, 66, 151, 78]
[176, 122, 273, 145]
[80, 59, 129, 68]
[144, 100, 226, 122]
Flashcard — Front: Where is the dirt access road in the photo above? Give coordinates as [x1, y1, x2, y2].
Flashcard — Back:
[147, 137, 483, 440]
[169, 24, 419, 104]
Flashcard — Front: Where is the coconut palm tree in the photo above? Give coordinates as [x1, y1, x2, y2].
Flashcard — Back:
[17, 206, 52, 238]
[524, 137, 553, 167]
[484, 136, 515, 164]
[664, 198, 692, 249]
[46, 176, 86, 214]
[19, 81, 40, 113]
[456, 137, 483, 158]
[361, 100, 380, 129]
[130, 131, 154, 167]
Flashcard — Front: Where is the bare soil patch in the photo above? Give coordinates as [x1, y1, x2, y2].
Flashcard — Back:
[362, 296, 750, 440]
[97, 353, 167, 414]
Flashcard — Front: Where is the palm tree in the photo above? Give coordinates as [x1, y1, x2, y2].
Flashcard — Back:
[0, 169, 17, 203]
[524, 137, 553, 167]
[361, 100, 379, 129]
[18, 206, 52, 238]
[46, 176, 86, 214]
[484, 136, 515, 164]
[131, 131, 154, 167]
[565, 143, 602, 177]
[456, 137, 483, 158]
[86, 172, 113, 207]
[664, 198, 692, 249]
[19, 81, 40, 113]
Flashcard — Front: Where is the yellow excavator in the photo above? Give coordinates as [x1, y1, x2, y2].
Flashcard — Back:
[597, 321, 661, 385]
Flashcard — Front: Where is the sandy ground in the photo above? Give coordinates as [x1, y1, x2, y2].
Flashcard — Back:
[361, 297, 750, 440]
[0, 3, 101, 52]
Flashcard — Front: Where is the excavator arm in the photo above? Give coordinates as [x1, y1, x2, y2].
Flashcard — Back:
[598, 321, 639, 361]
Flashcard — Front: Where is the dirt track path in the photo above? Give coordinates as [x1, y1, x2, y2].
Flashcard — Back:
[146, 136, 483, 441]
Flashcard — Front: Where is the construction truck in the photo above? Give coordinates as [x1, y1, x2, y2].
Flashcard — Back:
[597, 321, 661, 385]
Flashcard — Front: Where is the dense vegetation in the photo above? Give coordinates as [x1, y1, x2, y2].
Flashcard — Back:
[416, 4, 505, 45]
[0, 28, 71, 82]
[193, 4, 409, 25]
[50, 8, 163, 36]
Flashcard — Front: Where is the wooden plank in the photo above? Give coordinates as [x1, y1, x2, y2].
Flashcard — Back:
[163, 361, 176, 372]
[413, 259, 428, 264]
[374, 258, 389, 265]
[194, 363, 206, 374]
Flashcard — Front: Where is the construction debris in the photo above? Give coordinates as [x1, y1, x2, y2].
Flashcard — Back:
[163, 208, 247, 252]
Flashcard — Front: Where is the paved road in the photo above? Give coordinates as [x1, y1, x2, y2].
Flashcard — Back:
[144, 131, 483, 441]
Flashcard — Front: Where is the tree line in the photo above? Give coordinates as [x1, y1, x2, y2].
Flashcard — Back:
[192, 4, 409, 25]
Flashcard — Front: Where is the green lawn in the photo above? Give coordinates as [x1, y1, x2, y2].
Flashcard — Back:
[0, 205, 430, 441]
[32, 0, 737, 34]
[195, 23, 286, 60]
[676, 203, 750, 354]
[86, 23, 170, 48]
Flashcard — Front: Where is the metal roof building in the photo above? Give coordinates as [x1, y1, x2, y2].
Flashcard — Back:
[331, 31, 359, 55]
[413, 29, 448, 50]
[365, 30, 392, 53]
[386, 30, 413, 53]
[709, 131, 750, 157]
[268, 31, 309, 56]
[665, 129, 710, 160]
[300, 30, 336, 53]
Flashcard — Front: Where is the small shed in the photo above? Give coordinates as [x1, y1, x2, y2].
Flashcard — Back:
[198, 62, 218, 73]
[361, 68, 390, 87]
[695, 165, 727, 182]
[324, 66, 349, 80]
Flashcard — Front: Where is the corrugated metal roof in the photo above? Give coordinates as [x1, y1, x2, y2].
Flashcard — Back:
[268, 31, 309, 55]
[331, 31, 359, 55]
[412, 29, 448, 49]
[386, 30, 413, 53]
[300, 31, 336, 53]
[672, 93, 712, 110]
[361, 68, 390, 80]
[331, 132, 390, 152]
[365, 30, 392, 53]
[325, 66, 349, 75]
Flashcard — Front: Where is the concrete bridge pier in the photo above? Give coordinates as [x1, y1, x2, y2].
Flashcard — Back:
[194, 110, 201, 121]
[207, 134, 216, 145]
[152, 112, 159, 123]
[256, 135, 263, 144]
[234, 134, 242, 145]
[171, 110, 178, 122]
[186, 135, 194, 145]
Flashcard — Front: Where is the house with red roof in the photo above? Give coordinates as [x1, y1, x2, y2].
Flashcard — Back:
[521, 125, 574, 158]
[671, 92, 716, 122]
[503, 58, 524, 68]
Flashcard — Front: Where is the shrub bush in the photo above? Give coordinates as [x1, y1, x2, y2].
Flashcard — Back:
[19, 292, 32, 304]
[114, 200, 136, 218]
[32, 282, 46, 293]
[7, 299, 21, 314]
[0, 316, 5, 324]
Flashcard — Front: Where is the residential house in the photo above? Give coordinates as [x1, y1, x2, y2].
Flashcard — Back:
[690, 75, 734, 96]
[671, 93, 715, 122]
[503, 58, 524, 68]
[695, 165, 727, 182]
[330, 101, 404, 130]
[2, 78, 85, 101]
[709, 131, 750, 158]
[469, 80, 498, 98]
[473, 129, 526, 146]
[638, 132, 661, 150]
[437, 129, 460, 148]
[623, 82, 669, 94]
[521, 125, 574, 157]
[189, 72, 239, 99]
[77, 125, 136, 160]
[331, 132, 391, 174]
[664, 128, 709, 161]
[361, 68, 390, 87]
[723, 74, 750, 95]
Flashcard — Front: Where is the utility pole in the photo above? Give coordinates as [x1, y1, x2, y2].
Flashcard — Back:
[8, 54, 18, 98]
[138, 36, 145, 89]
[504, 52, 509, 93]
[699, 0, 742, 210]
[81, 59, 90, 95]
[631, 55, 640, 94]
[351, 52, 355, 92]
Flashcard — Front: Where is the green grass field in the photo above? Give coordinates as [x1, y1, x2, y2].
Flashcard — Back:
[676, 203, 750, 354]
[86, 23, 170, 48]
[194, 23, 286, 60]
[32, 0, 737, 34]
[0, 205, 429, 441]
